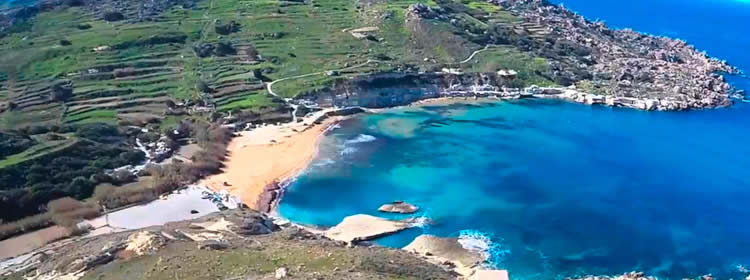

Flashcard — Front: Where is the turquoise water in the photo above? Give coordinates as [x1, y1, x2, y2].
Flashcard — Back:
[280, 101, 750, 279]
[280, 0, 750, 279]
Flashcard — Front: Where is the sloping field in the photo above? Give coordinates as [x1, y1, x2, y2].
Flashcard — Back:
[0, 0, 550, 130]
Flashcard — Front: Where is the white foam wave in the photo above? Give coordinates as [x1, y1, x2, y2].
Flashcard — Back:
[458, 229, 511, 268]
[408, 216, 432, 228]
[345, 134, 376, 144]
[340, 146, 358, 155]
[313, 158, 336, 167]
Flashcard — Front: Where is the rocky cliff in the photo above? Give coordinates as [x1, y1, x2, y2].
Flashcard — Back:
[0, 209, 454, 280]
[298, 0, 741, 111]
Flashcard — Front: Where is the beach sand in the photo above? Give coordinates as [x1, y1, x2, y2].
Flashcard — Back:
[201, 110, 342, 209]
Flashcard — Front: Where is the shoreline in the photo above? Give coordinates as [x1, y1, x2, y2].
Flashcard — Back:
[208, 88, 734, 215]
[199, 109, 351, 211]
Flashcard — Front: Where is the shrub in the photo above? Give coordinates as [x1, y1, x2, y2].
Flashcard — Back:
[48, 197, 84, 214]
[110, 169, 137, 185]
[215, 41, 236, 56]
[64, 0, 84, 6]
[197, 80, 213, 93]
[46, 197, 100, 227]
[215, 20, 240, 35]
[0, 213, 53, 240]
[103, 11, 125, 22]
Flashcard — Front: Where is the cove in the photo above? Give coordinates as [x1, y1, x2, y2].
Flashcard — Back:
[279, 100, 750, 279]
[279, 0, 750, 279]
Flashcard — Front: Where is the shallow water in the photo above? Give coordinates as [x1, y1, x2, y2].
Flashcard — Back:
[280, 100, 750, 279]
[281, 1, 750, 279]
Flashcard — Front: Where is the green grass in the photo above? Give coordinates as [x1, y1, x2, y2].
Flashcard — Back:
[64, 110, 117, 124]
[218, 92, 276, 111]
[465, 0, 500, 13]
[158, 115, 185, 133]
[0, 136, 77, 168]
[462, 46, 557, 87]
[1, 0, 553, 131]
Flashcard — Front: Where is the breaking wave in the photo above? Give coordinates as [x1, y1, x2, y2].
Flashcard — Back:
[339, 146, 358, 155]
[313, 158, 335, 167]
[458, 229, 511, 268]
[345, 134, 377, 144]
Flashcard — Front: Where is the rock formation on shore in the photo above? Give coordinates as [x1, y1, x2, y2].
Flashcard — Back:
[323, 214, 425, 244]
[497, 0, 737, 109]
[566, 271, 657, 280]
[0, 210, 454, 280]
[378, 201, 419, 214]
[404, 234, 485, 276]
[304, 0, 740, 111]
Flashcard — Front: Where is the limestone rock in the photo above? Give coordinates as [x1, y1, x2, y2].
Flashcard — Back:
[471, 270, 509, 280]
[199, 240, 229, 250]
[378, 201, 419, 214]
[324, 214, 424, 244]
[275, 267, 288, 279]
[403, 234, 483, 276]
[234, 211, 278, 236]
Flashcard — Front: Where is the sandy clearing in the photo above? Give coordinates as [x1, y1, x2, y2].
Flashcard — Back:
[0, 226, 71, 260]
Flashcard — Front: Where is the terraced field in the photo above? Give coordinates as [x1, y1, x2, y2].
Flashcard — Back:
[0, 133, 77, 168]
[0, 0, 557, 176]
[1, 0, 551, 126]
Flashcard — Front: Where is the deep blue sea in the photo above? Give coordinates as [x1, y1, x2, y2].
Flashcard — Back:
[280, 0, 750, 279]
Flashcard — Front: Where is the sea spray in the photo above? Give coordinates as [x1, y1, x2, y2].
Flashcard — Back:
[345, 134, 377, 144]
[339, 147, 358, 155]
[313, 158, 336, 167]
[337, 134, 377, 155]
[458, 229, 511, 268]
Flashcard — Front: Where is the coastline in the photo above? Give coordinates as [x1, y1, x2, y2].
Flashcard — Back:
[206, 87, 718, 214]
[200, 109, 349, 211]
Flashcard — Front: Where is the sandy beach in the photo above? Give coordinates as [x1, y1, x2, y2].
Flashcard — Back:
[201, 110, 344, 209]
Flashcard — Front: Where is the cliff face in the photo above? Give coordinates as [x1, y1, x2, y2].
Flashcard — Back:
[501, 0, 737, 108]
[1, 209, 454, 280]
[300, 0, 740, 111]
[299, 69, 730, 111]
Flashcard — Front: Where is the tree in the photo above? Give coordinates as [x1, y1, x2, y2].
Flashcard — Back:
[103, 11, 125, 22]
[214, 20, 240, 35]
[50, 80, 73, 102]
[215, 41, 236, 56]
[110, 169, 136, 185]
[197, 80, 213, 93]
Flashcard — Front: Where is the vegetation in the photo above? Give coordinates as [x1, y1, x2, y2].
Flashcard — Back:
[0, 0, 558, 227]
[0, 123, 144, 222]
[0, 196, 99, 240]
[0, 132, 36, 160]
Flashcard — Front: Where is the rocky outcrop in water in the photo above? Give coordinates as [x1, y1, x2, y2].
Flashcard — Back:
[378, 201, 419, 214]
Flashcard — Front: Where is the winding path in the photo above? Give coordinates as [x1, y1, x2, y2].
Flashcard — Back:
[458, 44, 496, 64]
[264, 44, 496, 109]
[265, 59, 378, 98]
